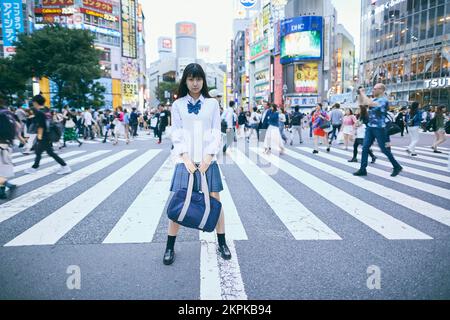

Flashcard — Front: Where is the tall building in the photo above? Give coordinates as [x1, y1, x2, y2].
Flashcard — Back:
[359, 0, 450, 107]
[2, 0, 147, 110]
[334, 24, 356, 94]
[281, 0, 338, 109]
[148, 22, 225, 107]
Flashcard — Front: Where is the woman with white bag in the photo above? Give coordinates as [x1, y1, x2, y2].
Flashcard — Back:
[62, 109, 83, 148]
[164, 63, 231, 266]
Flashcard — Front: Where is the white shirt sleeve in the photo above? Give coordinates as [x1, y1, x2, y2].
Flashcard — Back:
[170, 102, 189, 156]
[204, 100, 222, 156]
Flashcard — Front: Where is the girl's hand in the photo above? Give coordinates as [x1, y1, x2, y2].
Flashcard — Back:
[182, 153, 197, 174]
[198, 154, 213, 174]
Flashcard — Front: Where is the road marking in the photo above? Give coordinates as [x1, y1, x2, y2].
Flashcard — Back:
[10, 151, 110, 186]
[199, 167, 248, 241]
[103, 156, 173, 244]
[0, 150, 136, 225]
[294, 147, 450, 228]
[200, 233, 247, 300]
[5, 149, 161, 247]
[228, 149, 341, 240]
[13, 151, 85, 173]
[327, 147, 450, 183]
[256, 148, 432, 240]
[375, 147, 448, 165]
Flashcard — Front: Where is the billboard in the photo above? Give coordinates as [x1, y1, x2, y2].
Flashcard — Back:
[42, 0, 75, 6]
[294, 62, 319, 94]
[121, 0, 137, 58]
[1, 0, 24, 57]
[280, 16, 322, 64]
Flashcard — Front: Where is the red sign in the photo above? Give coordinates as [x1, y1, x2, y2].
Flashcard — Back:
[274, 55, 283, 106]
[42, 0, 75, 6]
[83, 0, 113, 13]
[162, 39, 172, 49]
[178, 23, 195, 36]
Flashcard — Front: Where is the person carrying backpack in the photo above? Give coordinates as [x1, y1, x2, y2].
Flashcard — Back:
[24, 95, 71, 175]
[290, 105, 304, 145]
[0, 104, 27, 199]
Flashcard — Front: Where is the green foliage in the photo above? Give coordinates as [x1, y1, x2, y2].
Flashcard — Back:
[155, 81, 179, 103]
[13, 25, 103, 109]
[0, 57, 28, 106]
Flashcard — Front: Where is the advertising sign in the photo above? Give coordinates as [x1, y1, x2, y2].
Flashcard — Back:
[240, 0, 257, 9]
[83, 0, 113, 13]
[280, 16, 323, 64]
[274, 55, 283, 105]
[250, 37, 269, 61]
[294, 62, 319, 94]
[1, 0, 24, 57]
[42, 0, 75, 6]
[80, 7, 118, 22]
[121, 0, 137, 58]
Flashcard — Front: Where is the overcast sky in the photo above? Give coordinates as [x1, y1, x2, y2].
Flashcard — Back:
[141, 0, 361, 66]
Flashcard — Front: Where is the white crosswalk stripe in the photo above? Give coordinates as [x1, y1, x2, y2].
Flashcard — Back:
[415, 146, 449, 155]
[395, 146, 449, 158]
[254, 148, 432, 240]
[5, 149, 161, 247]
[13, 150, 85, 173]
[304, 147, 450, 197]
[374, 147, 448, 164]
[229, 148, 342, 240]
[294, 147, 450, 227]
[1, 144, 449, 249]
[0, 150, 136, 224]
[328, 147, 450, 183]
[103, 156, 173, 244]
[10, 150, 111, 186]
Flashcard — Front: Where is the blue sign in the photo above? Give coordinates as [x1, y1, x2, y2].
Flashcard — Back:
[280, 16, 323, 64]
[1, 0, 24, 56]
[240, 0, 257, 9]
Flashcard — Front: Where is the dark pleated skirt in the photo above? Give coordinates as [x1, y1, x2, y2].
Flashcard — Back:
[170, 161, 223, 193]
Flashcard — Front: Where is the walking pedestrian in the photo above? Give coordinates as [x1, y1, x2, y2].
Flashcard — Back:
[342, 108, 357, 150]
[406, 102, 422, 156]
[431, 105, 448, 153]
[289, 105, 304, 145]
[348, 106, 377, 163]
[328, 103, 343, 144]
[263, 104, 285, 155]
[24, 95, 71, 175]
[353, 84, 403, 177]
[312, 103, 331, 154]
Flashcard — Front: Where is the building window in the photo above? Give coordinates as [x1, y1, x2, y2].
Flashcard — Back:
[419, 10, 427, 40]
[436, 5, 445, 36]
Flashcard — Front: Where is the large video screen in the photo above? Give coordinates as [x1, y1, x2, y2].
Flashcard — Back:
[280, 16, 322, 64]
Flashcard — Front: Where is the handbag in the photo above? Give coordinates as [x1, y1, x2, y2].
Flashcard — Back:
[65, 119, 76, 129]
[167, 171, 222, 232]
[320, 119, 331, 129]
[385, 114, 401, 136]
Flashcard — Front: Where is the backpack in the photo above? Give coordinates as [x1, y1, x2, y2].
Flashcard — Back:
[291, 112, 302, 126]
[445, 120, 450, 134]
[238, 113, 246, 125]
[44, 112, 63, 143]
[0, 110, 16, 143]
[221, 119, 228, 134]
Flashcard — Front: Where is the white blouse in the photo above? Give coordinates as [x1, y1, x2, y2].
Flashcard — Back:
[171, 94, 222, 164]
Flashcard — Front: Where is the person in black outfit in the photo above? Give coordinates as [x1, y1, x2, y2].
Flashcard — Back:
[25, 95, 71, 175]
[157, 104, 168, 144]
[395, 108, 407, 137]
[130, 107, 139, 137]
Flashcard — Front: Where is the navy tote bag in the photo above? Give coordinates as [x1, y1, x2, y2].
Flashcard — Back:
[167, 171, 222, 232]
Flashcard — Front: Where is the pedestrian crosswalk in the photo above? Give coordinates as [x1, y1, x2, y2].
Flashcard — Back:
[0, 144, 449, 248]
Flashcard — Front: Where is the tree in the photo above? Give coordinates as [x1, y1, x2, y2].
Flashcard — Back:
[155, 81, 179, 103]
[0, 57, 28, 106]
[13, 25, 102, 110]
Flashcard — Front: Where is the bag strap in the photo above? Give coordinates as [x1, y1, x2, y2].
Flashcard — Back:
[177, 172, 195, 223]
[198, 172, 211, 230]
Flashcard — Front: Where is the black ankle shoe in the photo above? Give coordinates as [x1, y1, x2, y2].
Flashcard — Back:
[348, 158, 358, 162]
[0, 187, 7, 200]
[163, 248, 175, 265]
[391, 166, 403, 177]
[218, 244, 232, 260]
[6, 183, 17, 190]
[371, 157, 377, 164]
[313, 150, 319, 154]
[353, 169, 367, 176]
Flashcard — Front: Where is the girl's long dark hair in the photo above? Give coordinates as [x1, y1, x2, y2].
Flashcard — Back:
[359, 105, 369, 123]
[177, 63, 211, 99]
[409, 102, 419, 117]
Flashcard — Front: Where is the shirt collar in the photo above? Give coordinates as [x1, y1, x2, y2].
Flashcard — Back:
[185, 94, 205, 105]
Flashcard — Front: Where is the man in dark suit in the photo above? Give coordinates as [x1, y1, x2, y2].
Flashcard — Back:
[258, 101, 271, 142]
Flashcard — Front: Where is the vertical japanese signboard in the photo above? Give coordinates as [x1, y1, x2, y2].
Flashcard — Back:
[121, 0, 137, 58]
[1, 0, 24, 57]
